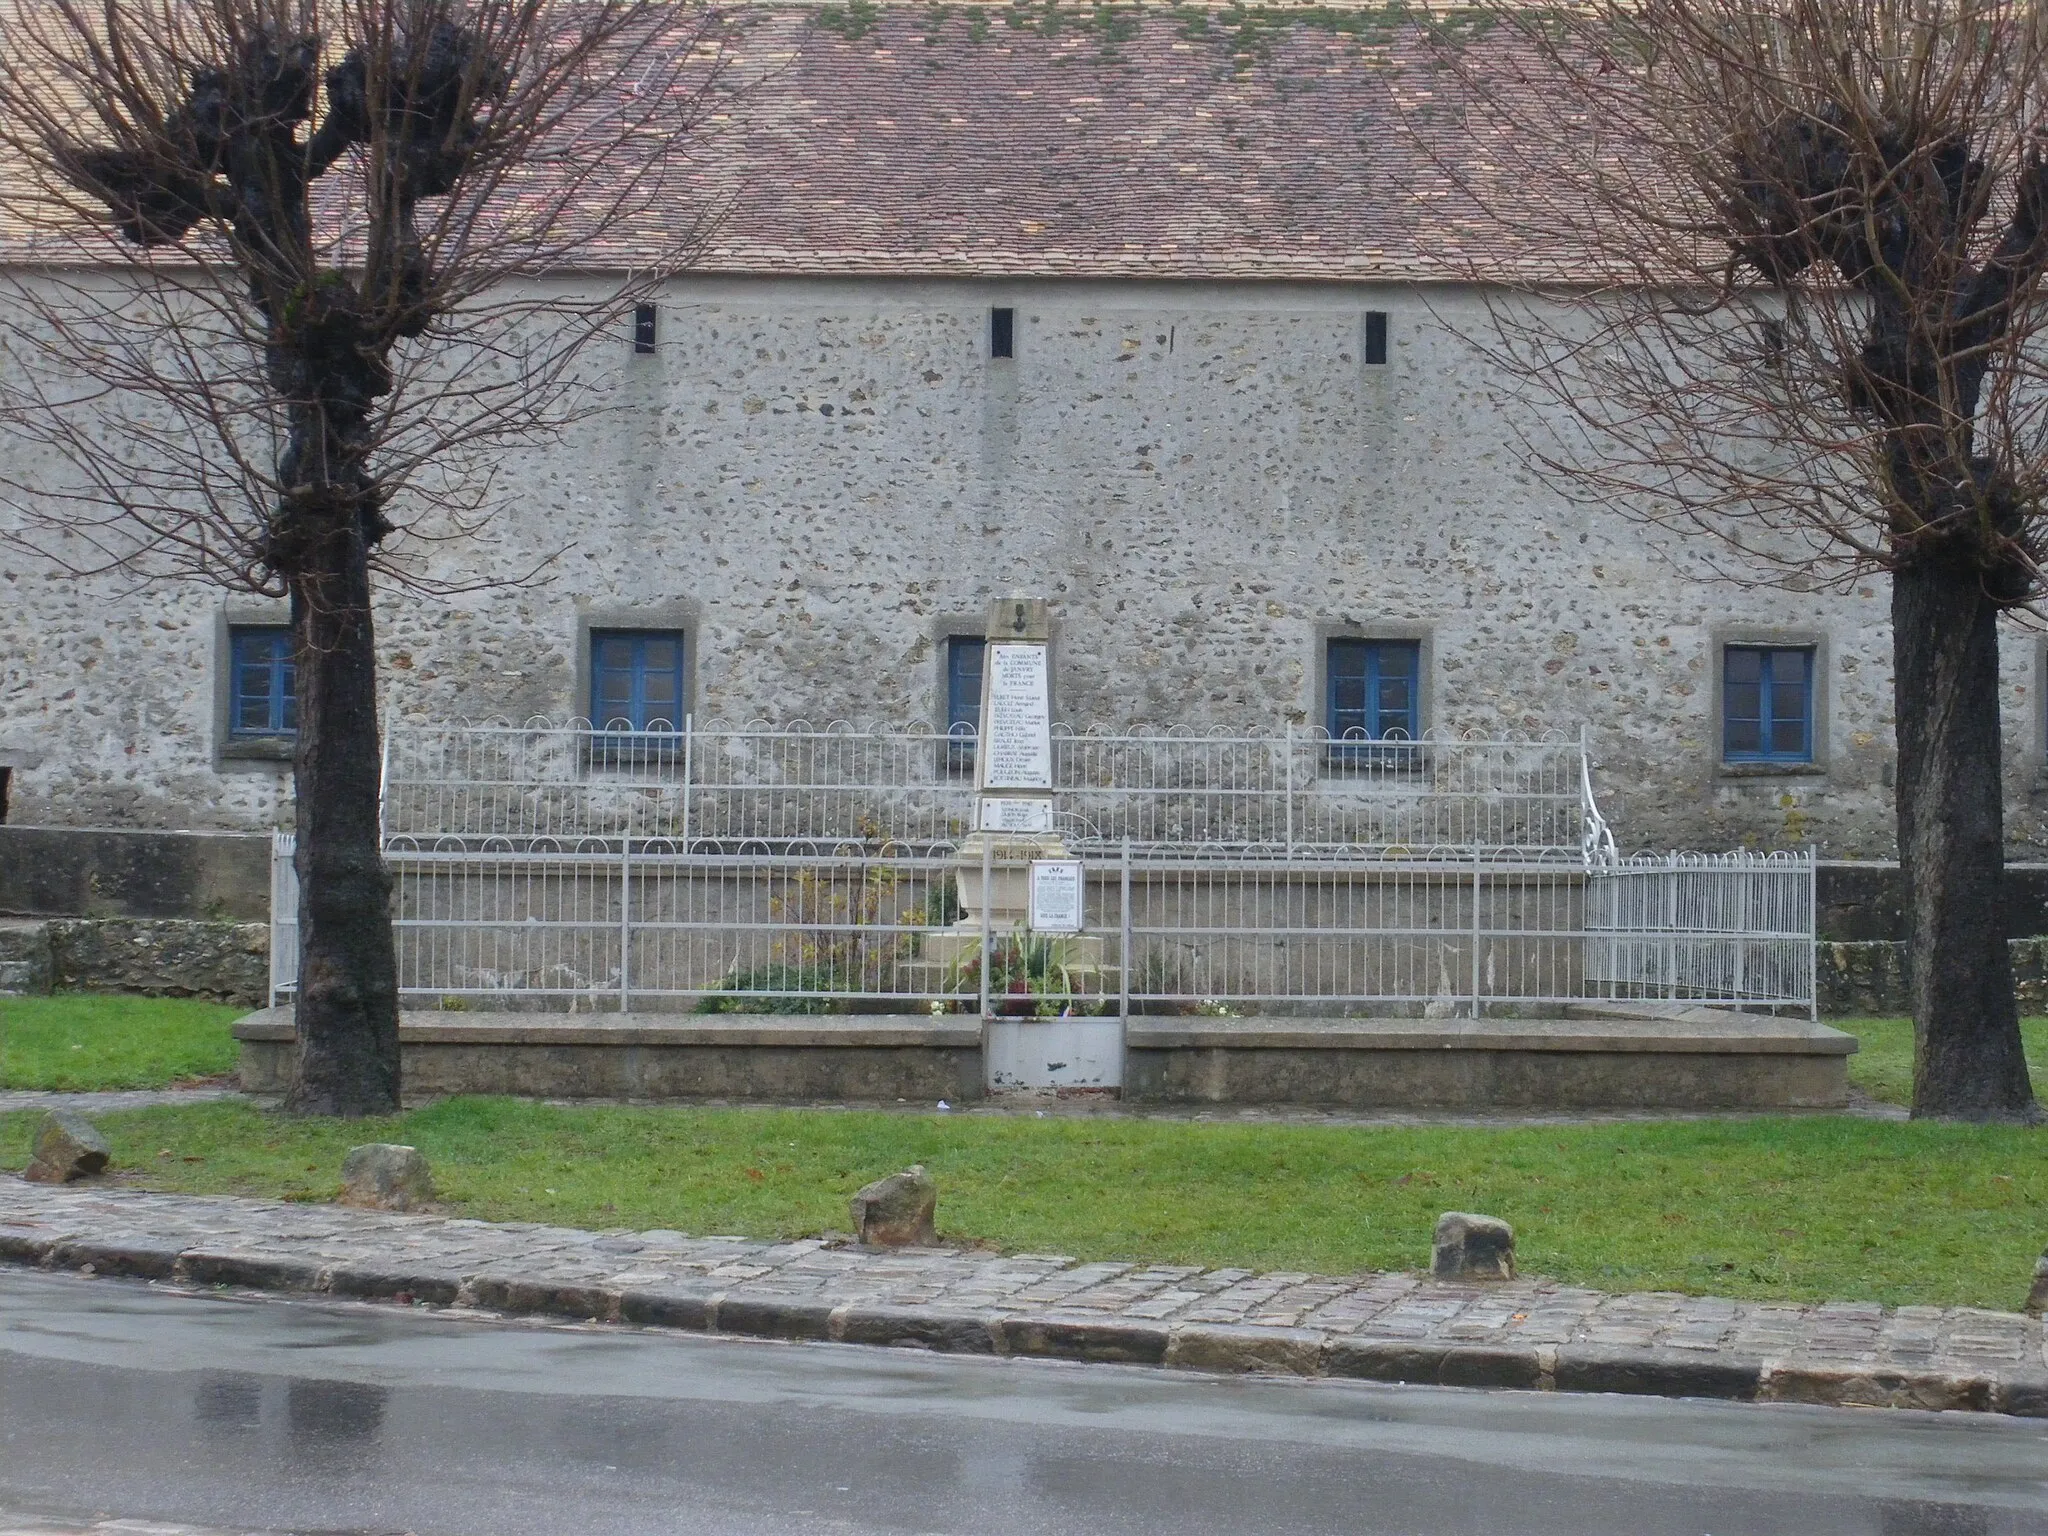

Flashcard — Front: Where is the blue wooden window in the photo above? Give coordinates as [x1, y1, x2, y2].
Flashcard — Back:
[591, 630, 686, 733]
[1327, 638, 1420, 746]
[1723, 645, 1813, 762]
[229, 626, 296, 737]
[946, 636, 985, 767]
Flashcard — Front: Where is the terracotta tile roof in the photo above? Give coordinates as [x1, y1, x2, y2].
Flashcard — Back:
[681, 4, 1543, 281]
[0, 2, 1558, 282]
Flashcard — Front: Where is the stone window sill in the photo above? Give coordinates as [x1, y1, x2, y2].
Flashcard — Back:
[1716, 760, 1827, 780]
[221, 736, 295, 763]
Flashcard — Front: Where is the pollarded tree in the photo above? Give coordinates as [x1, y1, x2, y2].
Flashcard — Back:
[1411, 0, 2047, 1120]
[0, 1, 732, 1113]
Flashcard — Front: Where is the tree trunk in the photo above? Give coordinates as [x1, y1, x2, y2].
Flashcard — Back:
[1892, 558, 2040, 1122]
[285, 519, 400, 1116]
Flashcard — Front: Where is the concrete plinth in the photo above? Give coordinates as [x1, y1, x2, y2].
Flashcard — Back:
[1123, 1005, 1855, 1111]
[951, 832, 1067, 934]
[234, 1002, 1854, 1111]
[234, 1008, 983, 1104]
[986, 1014, 1124, 1092]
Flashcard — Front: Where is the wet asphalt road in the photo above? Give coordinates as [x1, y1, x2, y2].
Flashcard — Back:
[2, 1269, 2045, 1536]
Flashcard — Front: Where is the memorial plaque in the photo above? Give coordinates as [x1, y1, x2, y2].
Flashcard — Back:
[980, 642, 1053, 791]
[977, 796, 1056, 834]
[1028, 859, 1084, 934]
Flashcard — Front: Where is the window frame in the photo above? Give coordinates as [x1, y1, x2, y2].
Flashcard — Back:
[588, 628, 689, 737]
[943, 634, 986, 772]
[1363, 310, 1389, 366]
[1323, 635, 1425, 769]
[1720, 642, 1817, 765]
[227, 624, 296, 741]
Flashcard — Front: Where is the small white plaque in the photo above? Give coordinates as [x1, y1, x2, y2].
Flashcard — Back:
[1028, 858, 1084, 934]
[978, 796, 1056, 834]
[981, 642, 1053, 791]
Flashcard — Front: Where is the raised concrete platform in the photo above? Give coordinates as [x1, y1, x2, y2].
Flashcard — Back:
[236, 1002, 1855, 1111]
[1125, 1003, 1855, 1111]
[233, 1008, 985, 1103]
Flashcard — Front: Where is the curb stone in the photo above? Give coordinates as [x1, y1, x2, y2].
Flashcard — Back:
[1, 1180, 2043, 1419]
[1322, 1338, 1547, 1390]
[1552, 1344, 1763, 1401]
[1758, 1362, 1992, 1412]
[1165, 1322, 1326, 1377]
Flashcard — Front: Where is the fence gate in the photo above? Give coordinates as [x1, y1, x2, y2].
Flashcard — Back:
[1583, 851, 1817, 1016]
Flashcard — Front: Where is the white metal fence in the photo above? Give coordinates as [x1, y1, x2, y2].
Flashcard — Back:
[266, 720, 1812, 1015]
[374, 719, 1613, 857]
[1584, 850, 1816, 1010]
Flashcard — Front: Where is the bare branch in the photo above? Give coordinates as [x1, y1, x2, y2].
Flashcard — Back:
[1404, 0, 2048, 607]
[0, 0, 752, 595]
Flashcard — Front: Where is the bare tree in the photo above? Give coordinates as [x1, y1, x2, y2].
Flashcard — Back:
[0, 0, 734, 1113]
[1406, 0, 2048, 1120]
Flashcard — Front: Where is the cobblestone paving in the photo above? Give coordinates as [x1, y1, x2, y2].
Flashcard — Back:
[2, 1178, 2040, 1415]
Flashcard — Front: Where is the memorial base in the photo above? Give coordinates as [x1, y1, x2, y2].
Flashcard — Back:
[985, 1014, 1125, 1094]
[951, 832, 1067, 933]
[895, 929, 1118, 1007]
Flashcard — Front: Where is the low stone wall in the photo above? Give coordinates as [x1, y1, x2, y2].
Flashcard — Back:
[0, 917, 268, 1005]
[1817, 937, 2048, 1017]
[1816, 861, 2048, 942]
[0, 826, 269, 921]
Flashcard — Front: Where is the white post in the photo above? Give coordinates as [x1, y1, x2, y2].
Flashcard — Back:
[980, 835, 994, 1021]
[1733, 856, 1749, 1004]
[1284, 720, 1295, 856]
[1665, 855, 1679, 1000]
[1470, 840, 1483, 1019]
[680, 713, 695, 850]
[619, 836, 632, 1013]
[1807, 846, 1819, 1021]
[1119, 837, 1133, 1021]
[378, 726, 392, 844]
[268, 829, 297, 1009]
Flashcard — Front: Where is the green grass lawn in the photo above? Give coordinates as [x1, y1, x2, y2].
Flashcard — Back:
[3, 1095, 2043, 1311]
[1841, 1016, 2048, 1106]
[3, 995, 2044, 1311]
[0, 994, 242, 1091]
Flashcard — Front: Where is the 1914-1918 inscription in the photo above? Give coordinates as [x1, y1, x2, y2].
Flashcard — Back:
[981, 643, 1052, 790]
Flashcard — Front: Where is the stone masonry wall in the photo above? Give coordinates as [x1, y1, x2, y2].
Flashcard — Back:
[0, 917, 267, 1005]
[7, 275, 2048, 856]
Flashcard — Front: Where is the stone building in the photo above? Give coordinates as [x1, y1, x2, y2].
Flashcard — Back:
[1, 3, 2043, 861]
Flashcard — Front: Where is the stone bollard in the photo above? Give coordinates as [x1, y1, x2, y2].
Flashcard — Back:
[2027, 1248, 2048, 1317]
[340, 1144, 435, 1212]
[1432, 1211, 1516, 1282]
[849, 1164, 938, 1247]
[23, 1111, 111, 1184]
